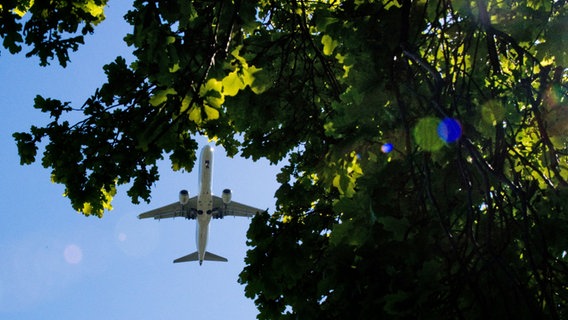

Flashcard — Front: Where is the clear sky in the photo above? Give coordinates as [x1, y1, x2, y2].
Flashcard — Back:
[0, 3, 280, 319]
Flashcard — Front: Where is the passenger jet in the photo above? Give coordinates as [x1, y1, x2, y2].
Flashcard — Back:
[138, 145, 263, 265]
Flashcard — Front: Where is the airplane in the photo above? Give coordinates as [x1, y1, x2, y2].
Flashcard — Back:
[138, 145, 263, 265]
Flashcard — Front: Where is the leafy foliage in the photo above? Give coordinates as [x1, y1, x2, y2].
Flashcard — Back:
[7, 0, 568, 318]
[0, 0, 108, 66]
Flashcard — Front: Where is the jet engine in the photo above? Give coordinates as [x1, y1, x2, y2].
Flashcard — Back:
[222, 189, 232, 204]
[179, 190, 190, 205]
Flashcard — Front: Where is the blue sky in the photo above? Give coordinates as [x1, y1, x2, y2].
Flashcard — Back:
[0, 3, 280, 319]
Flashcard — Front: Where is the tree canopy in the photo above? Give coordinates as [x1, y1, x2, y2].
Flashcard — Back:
[7, 0, 568, 318]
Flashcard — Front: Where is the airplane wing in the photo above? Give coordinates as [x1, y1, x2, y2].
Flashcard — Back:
[138, 197, 198, 220]
[212, 195, 263, 218]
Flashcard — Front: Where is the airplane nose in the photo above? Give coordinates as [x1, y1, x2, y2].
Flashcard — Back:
[201, 145, 213, 157]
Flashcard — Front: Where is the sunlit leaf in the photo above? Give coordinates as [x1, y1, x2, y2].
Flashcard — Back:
[200, 78, 224, 108]
[188, 105, 202, 124]
[222, 71, 245, 96]
[321, 34, 338, 56]
[204, 104, 219, 120]
[149, 88, 177, 107]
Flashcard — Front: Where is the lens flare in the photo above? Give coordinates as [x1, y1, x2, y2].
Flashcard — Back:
[63, 244, 83, 264]
[381, 143, 393, 153]
[437, 117, 462, 143]
[413, 117, 445, 151]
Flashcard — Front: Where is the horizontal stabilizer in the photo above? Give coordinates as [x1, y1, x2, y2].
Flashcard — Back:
[173, 251, 199, 263]
[173, 251, 228, 264]
[203, 251, 228, 262]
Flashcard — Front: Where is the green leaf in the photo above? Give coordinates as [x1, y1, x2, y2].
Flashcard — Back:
[321, 34, 338, 56]
[378, 216, 409, 242]
[149, 88, 177, 107]
[200, 78, 224, 108]
[222, 71, 245, 96]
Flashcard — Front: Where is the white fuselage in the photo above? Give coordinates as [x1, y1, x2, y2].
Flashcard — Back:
[196, 145, 214, 263]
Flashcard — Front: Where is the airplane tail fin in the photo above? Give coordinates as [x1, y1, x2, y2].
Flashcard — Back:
[173, 251, 228, 264]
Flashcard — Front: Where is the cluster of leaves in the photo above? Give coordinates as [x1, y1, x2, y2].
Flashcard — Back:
[0, 0, 108, 66]
[8, 0, 568, 318]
